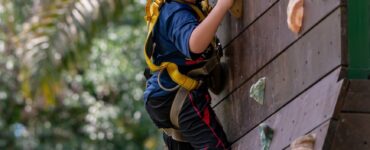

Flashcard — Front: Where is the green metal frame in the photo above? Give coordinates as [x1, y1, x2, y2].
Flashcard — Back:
[348, 1, 370, 79]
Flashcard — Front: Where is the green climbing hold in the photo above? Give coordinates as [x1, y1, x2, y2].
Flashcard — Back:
[250, 77, 266, 105]
[259, 123, 274, 150]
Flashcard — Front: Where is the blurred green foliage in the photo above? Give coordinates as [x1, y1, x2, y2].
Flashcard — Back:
[0, 0, 162, 149]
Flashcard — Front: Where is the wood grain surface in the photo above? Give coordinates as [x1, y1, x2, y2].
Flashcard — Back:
[229, 72, 344, 149]
[213, 10, 345, 142]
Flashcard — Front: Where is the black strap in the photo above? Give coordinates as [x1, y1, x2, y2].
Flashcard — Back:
[144, 67, 152, 80]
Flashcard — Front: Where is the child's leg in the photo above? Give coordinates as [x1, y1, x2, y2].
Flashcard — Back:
[145, 94, 195, 149]
[178, 90, 230, 150]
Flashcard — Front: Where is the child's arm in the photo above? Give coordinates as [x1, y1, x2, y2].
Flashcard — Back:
[189, 0, 234, 54]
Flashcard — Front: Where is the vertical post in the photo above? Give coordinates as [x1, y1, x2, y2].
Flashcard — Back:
[348, 0, 370, 79]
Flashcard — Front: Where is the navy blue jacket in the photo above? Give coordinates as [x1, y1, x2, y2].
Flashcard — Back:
[143, 1, 204, 102]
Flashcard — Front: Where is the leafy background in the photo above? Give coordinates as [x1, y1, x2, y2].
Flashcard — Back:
[0, 0, 162, 149]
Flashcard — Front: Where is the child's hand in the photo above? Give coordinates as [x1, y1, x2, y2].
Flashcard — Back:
[189, 0, 233, 54]
[216, 0, 234, 11]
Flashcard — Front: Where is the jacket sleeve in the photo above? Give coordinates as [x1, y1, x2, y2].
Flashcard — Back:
[166, 8, 199, 58]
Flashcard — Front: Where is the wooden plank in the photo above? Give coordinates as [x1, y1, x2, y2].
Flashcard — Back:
[218, 0, 342, 45]
[342, 80, 370, 113]
[229, 73, 344, 149]
[216, 0, 277, 46]
[216, 68, 344, 143]
[213, 10, 344, 142]
[220, 0, 342, 92]
[330, 113, 370, 150]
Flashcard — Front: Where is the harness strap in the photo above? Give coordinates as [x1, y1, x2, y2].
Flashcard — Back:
[160, 87, 189, 142]
[187, 54, 220, 77]
[164, 56, 219, 143]
[169, 55, 219, 127]
[161, 128, 187, 142]
[170, 87, 190, 129]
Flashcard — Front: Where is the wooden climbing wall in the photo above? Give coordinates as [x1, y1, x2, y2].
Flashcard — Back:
[212, 0, 370, 149]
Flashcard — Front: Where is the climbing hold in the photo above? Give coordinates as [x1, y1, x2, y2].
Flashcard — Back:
[229, 0, 242, 18]
[259, 123, 274, 150]
[249, 77, 266, 105]
[291, 134, 316, 150]
[287, 0, 304, 33]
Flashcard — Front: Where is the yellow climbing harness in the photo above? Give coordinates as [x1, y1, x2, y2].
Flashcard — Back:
[144, 0, 212, 91]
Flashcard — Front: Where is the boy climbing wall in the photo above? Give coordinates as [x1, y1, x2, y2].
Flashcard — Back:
[143, 0, 233, 149]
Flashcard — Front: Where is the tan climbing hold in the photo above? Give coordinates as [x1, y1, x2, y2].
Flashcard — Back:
[287, 0, 304, 33]
[229, 0, 242, 18]
[291, 134, 316, 150]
